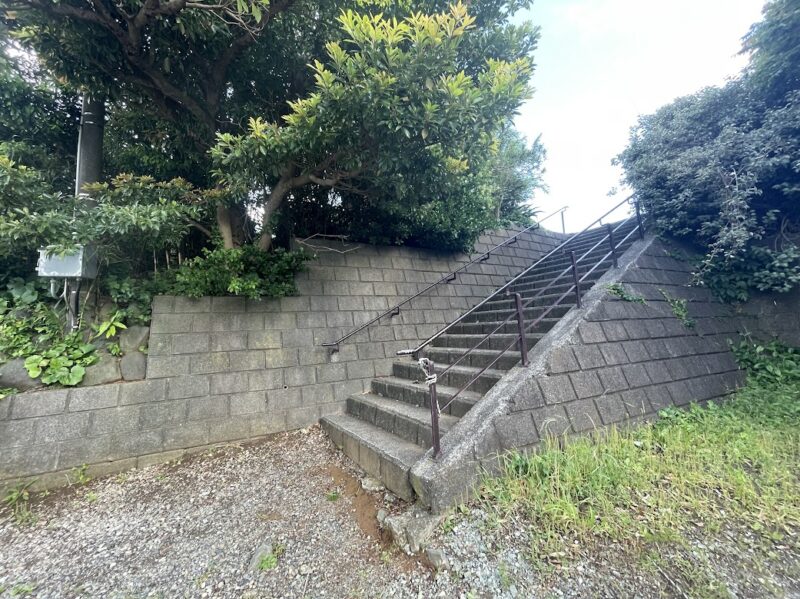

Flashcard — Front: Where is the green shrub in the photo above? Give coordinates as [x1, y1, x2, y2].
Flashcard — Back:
[731, 339, 800, 386]
[23, 334, 97, 386]
[171, 246, 309, 300]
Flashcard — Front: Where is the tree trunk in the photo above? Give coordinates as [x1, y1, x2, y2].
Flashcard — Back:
[216, 204, 235, 249]
[257, 179, 293, 251]
[75, 95, 105, 199]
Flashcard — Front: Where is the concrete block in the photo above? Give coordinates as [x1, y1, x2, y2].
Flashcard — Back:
[186, 395, 228, 421]
[317, 363, 347, 384]
[163, 421, 209, 450]
[189, 352, 231, 374]
[11, 389, 68, 418]
[1, 444, 59, 478]
[601, 321, 629, 342]
[666, 379, 692, 406]
[167, 375, 210, 400]
[494, 412, 539, 450]
[139, 401, 186, 430]
[112, 430, 164, 460]
[248, 330, 282, 350]
[511, 378, 545, 411]
[598, 366, 629, 393]
[119, 379, 167, 406]
[151, 295, 174, 314]
[284, 366, 316, 387]
[248, 369, 283, 391]
[621, 388, 652, 418]
[0, 419, 37, 447]
[531, 405, 571, 437]
[146, 355, 190, 378]
[594, 393, 628, 425]
[279, 296, 310, 312]
[251, 411, 288, 436]
[230, 391, 267, 415]
[538, 374, 577, 405]
[191, 313, 212, 332]
[565, 399, 602, 432]
[599, 343, 629, 366]
[622, 363, 651, 388]
[645, 385, 674, 411]
[171, 333, 210, 354]
[267, 387, 303, 410]
[210, 372, 249, 396]
[246, 297, 280, 313]
[172, 296, 211, 313]
[211, 296, 246, 312]
[547, 347, 579, 374]
[56, 435, 111, 470]
[281, 329, 314, 348]
[120, 352, 147, 381]
[227, 350, 265, 372]
[621, 340, 649, 363]
[644, 361, 672, 384]
[150, 313, 194, 334]
[264, 349, 299, 369]
[87, 406, 139, 437]
[208, 417, 252, 443]
[296, 312, 327, 329]
[573, 345, 606, 370]
[301, 384, 334, 406]
[69, 385, 119, 412]
[569, 371, 604, 399]
[578, 322, 606, 344]
[286, 406, 321, 430]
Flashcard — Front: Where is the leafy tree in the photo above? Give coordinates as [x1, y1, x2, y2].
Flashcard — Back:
[213, 3, 533, 251]
[616, 0, 800, 301]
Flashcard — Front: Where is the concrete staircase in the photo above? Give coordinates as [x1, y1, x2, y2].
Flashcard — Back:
[321, 222, 638, 501]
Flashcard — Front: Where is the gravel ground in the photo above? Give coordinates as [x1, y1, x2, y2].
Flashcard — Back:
[2, 427, 798, 598]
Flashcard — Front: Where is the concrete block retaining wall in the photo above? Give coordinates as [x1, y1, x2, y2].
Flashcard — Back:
[410, 236, 800, 512]
[0, 227, 565, 488]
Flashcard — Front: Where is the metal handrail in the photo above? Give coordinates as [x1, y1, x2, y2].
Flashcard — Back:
[321, 205, 569, 351]
[397, 196, 636, 359]
[409, 197, 645, 457]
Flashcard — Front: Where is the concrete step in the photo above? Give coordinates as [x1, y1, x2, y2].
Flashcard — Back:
[371, 376, 480, 417]
[432, 332, 544, 351]
[346, 393, 458, 449]
[392, 360, 504, 394]
[449, 317, 561, 336]
[423, 346, 522, 370]
[321, 414, 424, 501]
[463, 303, 574, 324]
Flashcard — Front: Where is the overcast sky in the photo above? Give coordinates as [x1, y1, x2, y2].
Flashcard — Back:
[513, 0, 767, 231]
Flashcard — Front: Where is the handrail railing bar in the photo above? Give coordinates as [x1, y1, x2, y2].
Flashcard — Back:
[322, 205, 570, 349]
[437, 219, 642, 409]
[398, 196, 635, 356]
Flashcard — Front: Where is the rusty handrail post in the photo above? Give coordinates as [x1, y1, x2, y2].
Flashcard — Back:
[570, 250, 582, 308]
[513, 292, 529, 366]
[429, 366, 441, 458]
[607, 223, 618, 268]
[635, 201, 645, 239]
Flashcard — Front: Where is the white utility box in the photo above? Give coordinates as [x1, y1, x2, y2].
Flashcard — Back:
[37, 245, 98, 279]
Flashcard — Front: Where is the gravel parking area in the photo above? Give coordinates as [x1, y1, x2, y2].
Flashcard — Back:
[2, 426, 797, 598]
[0, 427, 430, 598]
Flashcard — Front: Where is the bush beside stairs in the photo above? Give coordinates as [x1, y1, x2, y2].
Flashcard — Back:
[321, 221, 638, 503]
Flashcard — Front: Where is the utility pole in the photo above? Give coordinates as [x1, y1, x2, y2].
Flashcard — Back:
[74, 95, 105, 198]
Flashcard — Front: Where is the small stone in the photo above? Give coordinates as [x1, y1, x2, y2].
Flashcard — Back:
[119, 325, 150, 354]
[249, 543, 272, 571]
[299, 564, 312, 575]
[377, 509, 388, 525]
[425, 548, 449, 570]
[0, 357, 39, 391]
[361, 477, 385, 493]
[120, 352, 147, 381]
[81, 352, 122, 386]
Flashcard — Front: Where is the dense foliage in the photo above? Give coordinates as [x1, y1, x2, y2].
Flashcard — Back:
[616, 0, 800, 302]
[214, 3, 534, 251]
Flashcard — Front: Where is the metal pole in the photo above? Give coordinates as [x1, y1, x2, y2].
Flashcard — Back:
[570, 250, 582, 308]
[560, 210, 566, 234]
[607, 223, 618, 268]
[513, 292, 529, 366]
[75, 95, 105, 199]
[635, 201, 645, 239]
[428, 363, 441, 457]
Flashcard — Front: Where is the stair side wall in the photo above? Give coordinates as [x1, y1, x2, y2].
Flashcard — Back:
[410, 235, 800, 512]
[0, 227, 565, 490]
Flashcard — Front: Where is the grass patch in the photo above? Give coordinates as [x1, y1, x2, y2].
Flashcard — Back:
[480, 378, 800, 560]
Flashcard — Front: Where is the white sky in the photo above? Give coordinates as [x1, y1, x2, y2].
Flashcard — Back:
[513, 0, 767, 231]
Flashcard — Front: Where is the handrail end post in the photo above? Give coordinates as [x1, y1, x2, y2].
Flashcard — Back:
[428, 362, 441, 458]
[513, 292, 529, 367]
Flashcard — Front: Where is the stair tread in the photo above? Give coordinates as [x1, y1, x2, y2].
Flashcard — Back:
[392, 360, 505, 381]
[322, 414, 425, 468]
[376, 376, 483, 402]
[352, 393, 460, 429]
